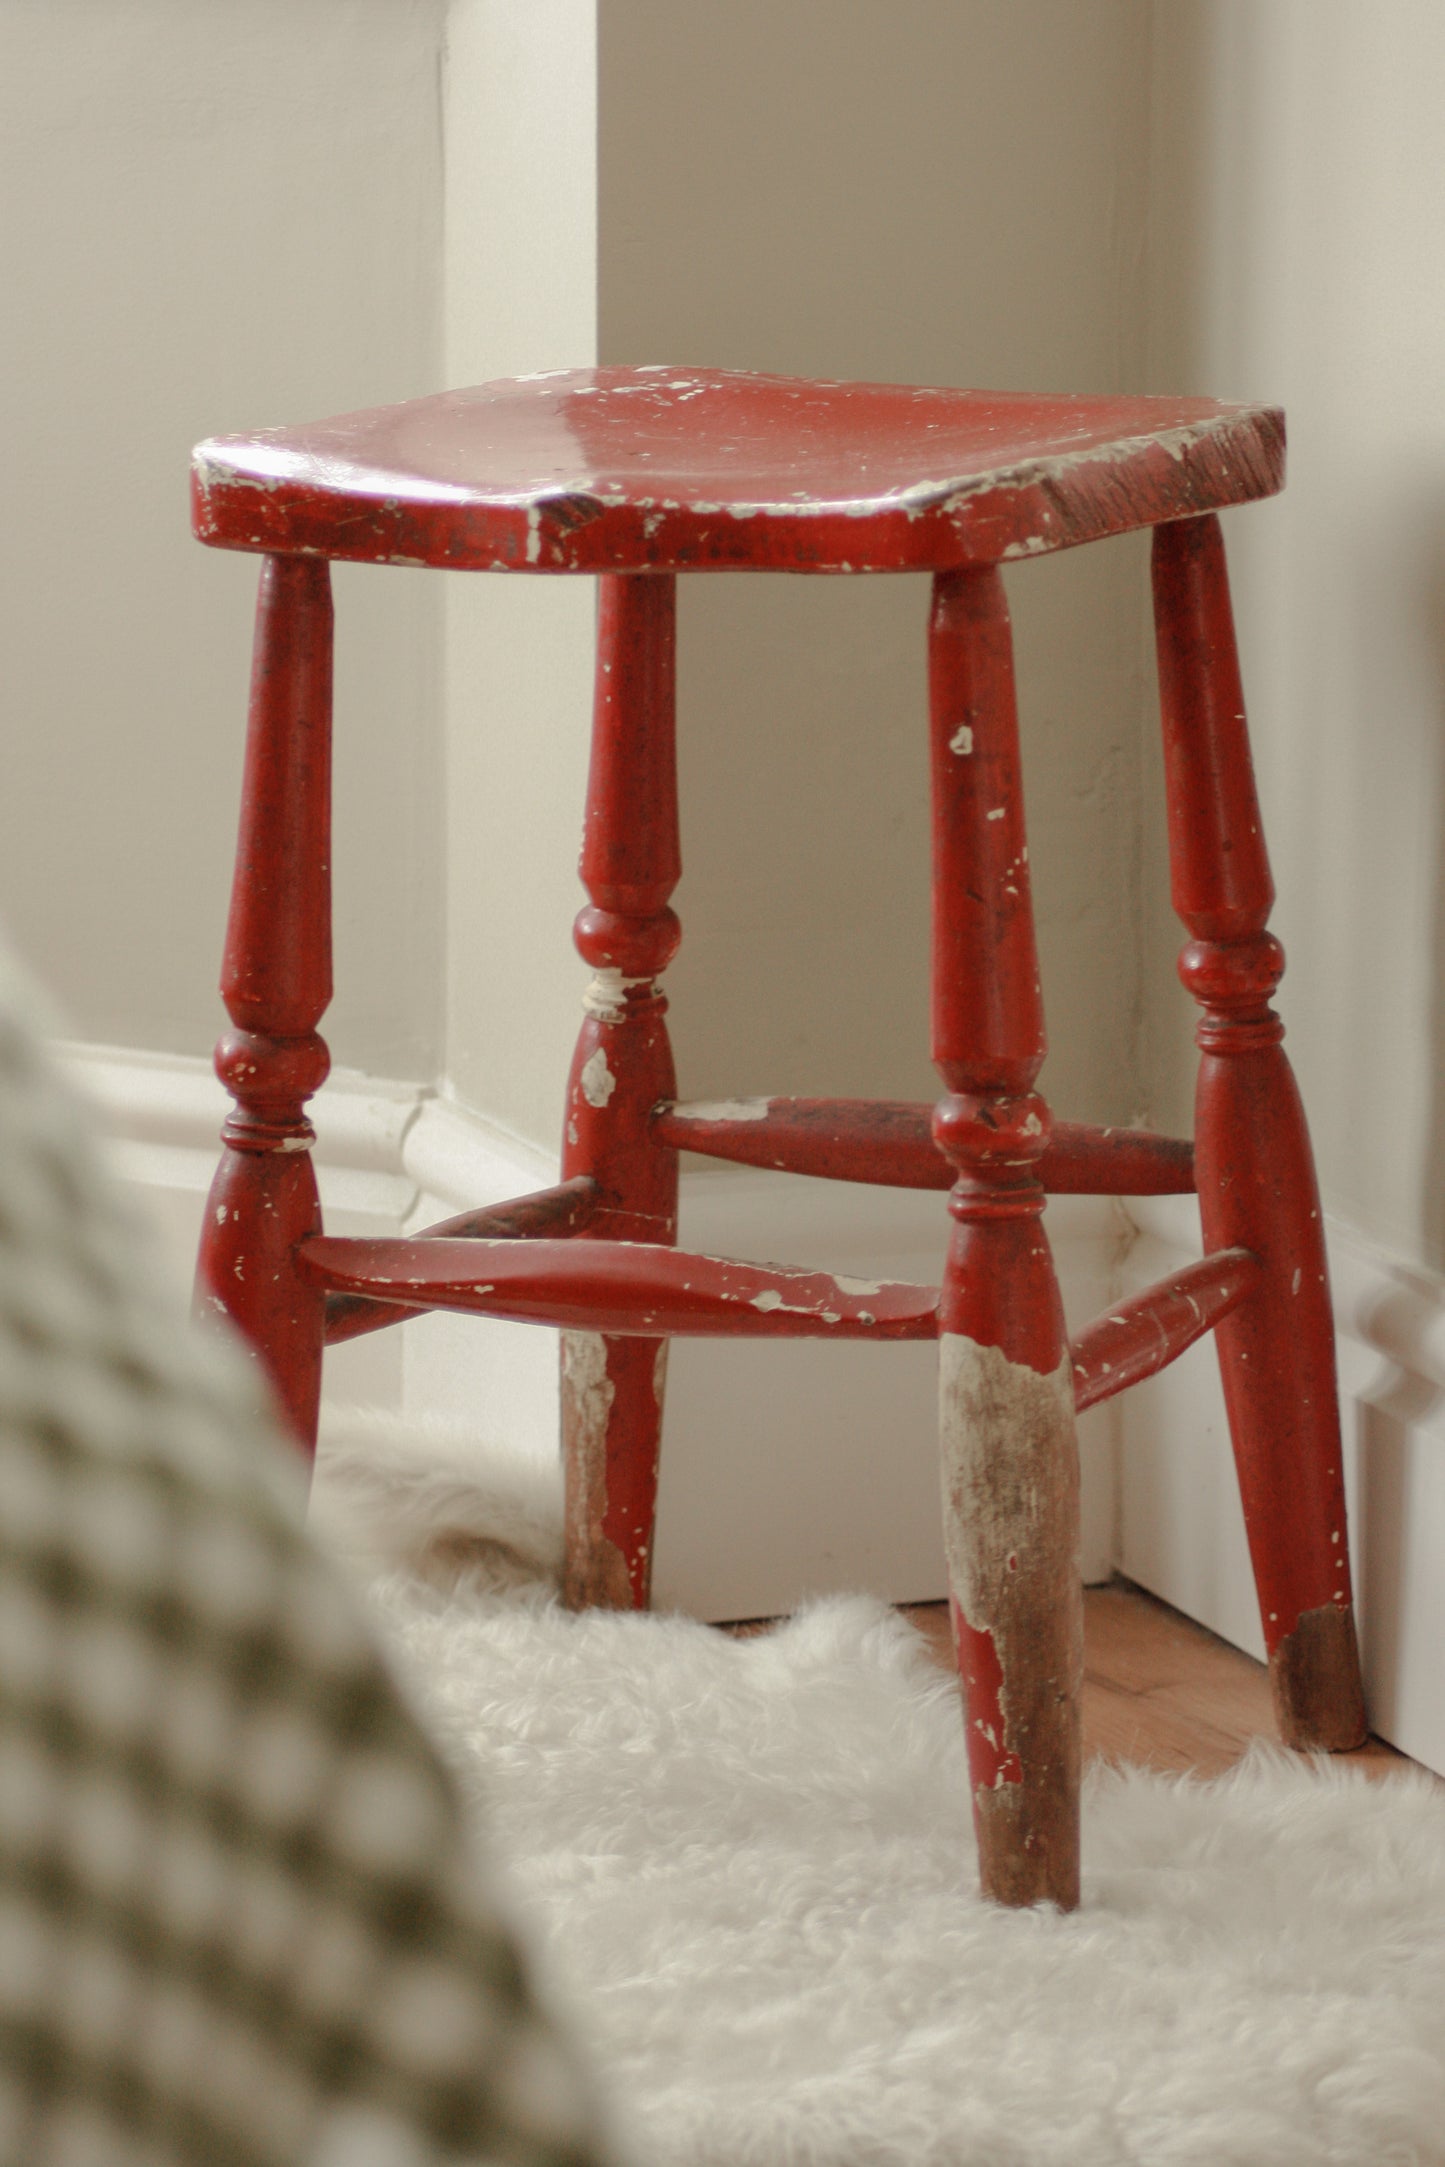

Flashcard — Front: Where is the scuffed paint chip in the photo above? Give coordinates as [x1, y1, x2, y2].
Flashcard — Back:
[580, 1049, 617, 1108]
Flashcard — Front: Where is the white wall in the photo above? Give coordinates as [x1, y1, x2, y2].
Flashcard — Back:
[440, 0, 599, 1134]
[0, 0, 446, 1078]
[1143, 0, 1445, 1275]
[1, 0, 1156, 1143]
[593, 0, 1153, 1133]
[435, 0, 1155, 1149]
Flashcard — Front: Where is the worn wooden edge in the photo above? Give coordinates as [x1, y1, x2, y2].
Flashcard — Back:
[190, 406, 1283, 574]
[1269, 1601, 1369, 1753]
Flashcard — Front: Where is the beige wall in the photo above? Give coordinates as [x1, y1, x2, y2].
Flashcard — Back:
[0, 0, 446, 1077]
[592, 0, 1155, 1128]
[440, 0, 1157, 1148]
[440, 0, 599, 1131]
[0, 0, 1163, 1154]
[1142, 0, 1445, 1273]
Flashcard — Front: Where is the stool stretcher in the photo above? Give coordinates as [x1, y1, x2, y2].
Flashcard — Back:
[301, 1234, 940, 1340]
[1070, 1247, 1260, 1413]
[322, 1177, 600, 1345]
[316, 1218, 1262, 1415]
[655, 1098, 1195, 1195]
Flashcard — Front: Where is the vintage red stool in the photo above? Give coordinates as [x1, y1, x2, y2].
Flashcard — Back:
[192, 369, 1366, 1910]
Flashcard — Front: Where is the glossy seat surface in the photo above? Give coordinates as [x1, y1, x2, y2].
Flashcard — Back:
[193, 368, 1284, 575]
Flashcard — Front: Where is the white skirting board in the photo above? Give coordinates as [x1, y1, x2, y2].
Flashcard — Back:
[58, 1042, 1445, 1775]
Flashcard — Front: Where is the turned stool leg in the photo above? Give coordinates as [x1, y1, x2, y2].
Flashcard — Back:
[560, 574, 681, 1609]
[195, 555, 333, 1452]
[929, 568, 1083, 1909]
[1152, 515, 1366, 1749]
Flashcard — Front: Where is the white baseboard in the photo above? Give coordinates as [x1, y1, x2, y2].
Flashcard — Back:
[58, 1043, 1122, 1621]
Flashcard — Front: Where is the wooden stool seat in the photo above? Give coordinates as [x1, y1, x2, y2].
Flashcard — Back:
[193, 368, 1284, 574]
[192, 368, 1365, 1916]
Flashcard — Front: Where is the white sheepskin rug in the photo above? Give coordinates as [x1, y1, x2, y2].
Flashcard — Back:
[312, 1415, 1445, 2167]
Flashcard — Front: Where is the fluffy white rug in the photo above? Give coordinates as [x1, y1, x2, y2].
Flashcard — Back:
[313, 1415, 1445, 2167]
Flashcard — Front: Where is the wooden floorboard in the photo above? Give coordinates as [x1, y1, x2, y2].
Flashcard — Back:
[902, 1579, 1421, 1782]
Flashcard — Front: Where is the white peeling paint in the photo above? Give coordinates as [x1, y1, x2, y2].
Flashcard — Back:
[580, 1049, 617, 1108]
[833, 1273, 882, 1297]
[986, 807, 1006, 822]
[675, 1097, 772, 1123]
[526, 505, 543, 564]
[949, 723, 974, 757]
[583, 969, 649, 1023]
[751, 1289, 785, 1312]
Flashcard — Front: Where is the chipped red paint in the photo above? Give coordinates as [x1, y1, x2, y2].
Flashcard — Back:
[194, 556, 333, 1451]
[192, 369, 1362, 1910]
[929, 565, 1083, 1908]
[654, 1096, 1195, 1194]
[558, 574, 682, 1609]
[192, 370, 1283, 576]
[323, 1176, 600, 1345]
[1071, 1247, 1260, 1413]
[1153, 517, 1365, 1751]
[951, 1600, 1024, 1792]
[299, 1233, 938, 1337]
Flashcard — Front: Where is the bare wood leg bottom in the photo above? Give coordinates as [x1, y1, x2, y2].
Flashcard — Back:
[1271, 1602, 1367, 1751]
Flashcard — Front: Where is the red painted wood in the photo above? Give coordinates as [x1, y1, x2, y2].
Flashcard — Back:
[323, 1176, 600, 1345]
[1071, 1248, 1260, 1415]
[189, 368, 1348, 1913]
[1153, 515, 1365, 1751]
[299, 1235, 938, 1340]
[654, 1097, 1195, 1195]
[193, 371, 1284, 577]
[929, 566, 1082, 1911]
[194, 555, 333, 1451]
[560, 573, 682, 1610]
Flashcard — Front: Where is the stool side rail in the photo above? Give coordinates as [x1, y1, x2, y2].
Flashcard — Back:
[322, 1177, 600, 1345]
[301, 1235, 941, 1340]
[311, 1222, 1262, 1408]
[654, 1098, 1196, 1196]
[1071, 1248, 1261, 1414]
